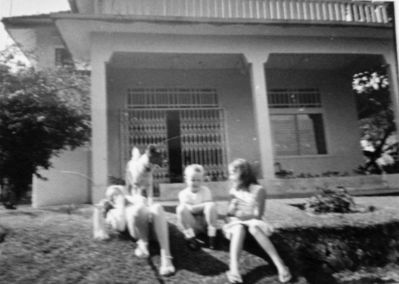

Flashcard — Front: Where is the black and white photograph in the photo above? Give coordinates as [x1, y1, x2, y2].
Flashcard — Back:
[1, 0, 399, 283]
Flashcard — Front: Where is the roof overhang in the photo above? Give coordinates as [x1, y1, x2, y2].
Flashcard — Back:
[52, 13, 394, 64]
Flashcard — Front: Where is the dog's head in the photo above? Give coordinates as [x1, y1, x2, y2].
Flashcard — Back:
[145, 144, 163, 167]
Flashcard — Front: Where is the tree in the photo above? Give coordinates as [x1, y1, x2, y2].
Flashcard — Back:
[353, 65, 396, 174]
[0, 46, 90, 208]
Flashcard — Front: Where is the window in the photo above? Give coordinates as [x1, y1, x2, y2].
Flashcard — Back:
[269, 89, 327, 156]
[55, 48, 73, 66]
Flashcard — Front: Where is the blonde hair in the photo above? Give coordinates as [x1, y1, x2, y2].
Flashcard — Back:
[105, 185, 125, 201]
[184, 164, 205, 178]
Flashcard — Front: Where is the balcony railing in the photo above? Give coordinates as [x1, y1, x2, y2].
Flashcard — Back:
[89, 0, 391, 25]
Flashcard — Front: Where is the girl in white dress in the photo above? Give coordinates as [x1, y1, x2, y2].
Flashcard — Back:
[224, 159, 291, 284]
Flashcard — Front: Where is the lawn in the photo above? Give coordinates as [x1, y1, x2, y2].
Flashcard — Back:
[1, 199, 399, 284]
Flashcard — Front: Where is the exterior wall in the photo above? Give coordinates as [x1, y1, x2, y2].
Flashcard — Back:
[267, 69, 363, 175]
[107, 67, 259, 178]
[35, 26, 64, 68]
[85, 26, 394, 202]
[32, 147, 91, 207]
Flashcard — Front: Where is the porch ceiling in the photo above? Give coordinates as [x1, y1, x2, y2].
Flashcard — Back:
[266, 54, 385, 72]
[108, 52, 245, 69]
[109, 52, 385, 72]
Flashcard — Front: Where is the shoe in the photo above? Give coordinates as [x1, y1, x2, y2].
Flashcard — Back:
[134, 241, 150, 258]
[159, 263, 175, 276]
[208, 236, 216, 250]
[278, 267, 292, 283]
[226, 271, 243, 284]
[186, 237, 200, 251]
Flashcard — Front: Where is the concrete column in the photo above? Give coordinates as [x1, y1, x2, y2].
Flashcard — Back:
[392, 2, 399, 145]
[246, 54, 275, 179]
[386, 59, 399, 145]
[90, 50, 112, 203]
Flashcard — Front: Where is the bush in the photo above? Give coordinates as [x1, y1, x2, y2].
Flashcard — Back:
[305, 187, 356, 214]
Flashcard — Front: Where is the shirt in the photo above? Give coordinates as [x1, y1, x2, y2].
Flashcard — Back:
[179, 186, 213, 205]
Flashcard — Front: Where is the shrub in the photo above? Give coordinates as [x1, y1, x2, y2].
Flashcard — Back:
[305, 187, 356, 214]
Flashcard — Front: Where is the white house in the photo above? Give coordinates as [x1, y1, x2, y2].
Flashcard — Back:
[3, 0, 399, 206]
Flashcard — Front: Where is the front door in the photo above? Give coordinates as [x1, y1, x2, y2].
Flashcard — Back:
[121, 88, 228, 187]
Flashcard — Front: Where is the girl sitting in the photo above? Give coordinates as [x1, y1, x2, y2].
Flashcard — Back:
[223, 159, 292, 284]
[93, 185, 175, 277]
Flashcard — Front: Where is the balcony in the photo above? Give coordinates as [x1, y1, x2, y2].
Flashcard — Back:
[76, 0, 392, 25]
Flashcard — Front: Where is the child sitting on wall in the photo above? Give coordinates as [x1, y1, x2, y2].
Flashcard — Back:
[224, 159, 291, 284]
[176, 164, 218, 250]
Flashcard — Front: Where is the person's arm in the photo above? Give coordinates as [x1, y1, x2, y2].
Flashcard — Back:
[188, 187, 213, 213]
[254, 186, 266, 219]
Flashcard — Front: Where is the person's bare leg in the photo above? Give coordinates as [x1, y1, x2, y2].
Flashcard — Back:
[125, 203, 150, 258]
[228, 224, 246, 280]
[203, 202, 218, 237]
[176, 204, 198, 239]
[150, 203, 175, 276]
[93, 200, 110, 240]
[249, 225, 291, 282]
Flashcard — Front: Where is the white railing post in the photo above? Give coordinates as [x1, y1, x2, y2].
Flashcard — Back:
[90, 0, 390, 25]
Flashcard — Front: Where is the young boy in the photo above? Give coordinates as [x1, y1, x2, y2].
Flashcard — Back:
[176, 164, 218, 250]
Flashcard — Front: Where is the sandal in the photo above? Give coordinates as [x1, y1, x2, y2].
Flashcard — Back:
[186, 237, 200, 251]
[278, 268, 292, 283]
[226, 271, 243, 284]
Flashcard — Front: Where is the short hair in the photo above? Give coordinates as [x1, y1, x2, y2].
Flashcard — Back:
[228, 159, 258, 188]
[105, 185, 124, 200]
[184, 164, 205, 178]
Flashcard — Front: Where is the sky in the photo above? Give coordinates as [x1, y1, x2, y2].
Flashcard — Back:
[0, 0, 70, 51]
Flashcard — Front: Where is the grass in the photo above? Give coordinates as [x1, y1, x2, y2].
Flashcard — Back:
[1, 198, 399, 284]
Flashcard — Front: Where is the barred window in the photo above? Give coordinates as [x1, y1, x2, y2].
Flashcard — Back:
[55, 48, 73, 67]
[269, 88, 326, 156]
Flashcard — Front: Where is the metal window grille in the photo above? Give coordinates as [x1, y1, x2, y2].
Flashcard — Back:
[268, 88, 321, 108]
[127, 88, 218, 108]
[121, 88, 227, 186]
[55, 48, 73, 66]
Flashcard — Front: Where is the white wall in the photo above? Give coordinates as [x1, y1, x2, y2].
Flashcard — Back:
[107, 67, 260, 179]
[32, 147, 91, 207]
[267, 69, 363, 175]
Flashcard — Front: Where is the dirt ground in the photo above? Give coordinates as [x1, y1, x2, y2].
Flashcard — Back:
[0, 200, 399, 284]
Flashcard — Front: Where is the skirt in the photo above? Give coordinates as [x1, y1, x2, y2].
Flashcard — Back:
[223, 218, 274, 240]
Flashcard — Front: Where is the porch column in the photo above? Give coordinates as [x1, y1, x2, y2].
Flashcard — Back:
[246, 54, 275, 179]
[386, 59, 399, 145]
[91, 51, 111, 203]
[393, 2, 399, 145]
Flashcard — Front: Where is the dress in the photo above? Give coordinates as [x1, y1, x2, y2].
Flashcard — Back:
[223, 184, 274, 239]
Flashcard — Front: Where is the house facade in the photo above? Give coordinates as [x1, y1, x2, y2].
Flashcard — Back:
[4, 0, 399, 206]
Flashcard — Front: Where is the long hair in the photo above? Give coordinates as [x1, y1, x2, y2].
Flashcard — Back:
[229, 159, 258, 188]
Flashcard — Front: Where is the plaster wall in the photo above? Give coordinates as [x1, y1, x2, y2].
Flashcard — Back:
[87, 29, 394, 201]
[32, 147, 91, 207]
[35, 26, 64, 68]
[107, 68, 259, 178]
[267, 69, 363, 175]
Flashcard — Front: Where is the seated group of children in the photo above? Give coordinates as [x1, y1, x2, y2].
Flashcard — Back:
[94, 159, 292, 284]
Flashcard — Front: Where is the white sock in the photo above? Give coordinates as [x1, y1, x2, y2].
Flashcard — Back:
[183, 228, 195, 239]
[208, 226, 216, 237]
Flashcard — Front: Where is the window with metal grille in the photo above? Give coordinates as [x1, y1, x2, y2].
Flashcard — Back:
[269, 88, 327, 156]
[268, 88, 321, 108]
[122, 88, 227, 186]
[127, 88, 218, 108]
[55, 48, 73, 67]
[271, 114, 327, 156]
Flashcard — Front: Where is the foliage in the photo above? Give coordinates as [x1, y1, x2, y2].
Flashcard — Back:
[305, 187, 356, 214]
[0, 46, 90, 204]
[353, 65, 397, 174]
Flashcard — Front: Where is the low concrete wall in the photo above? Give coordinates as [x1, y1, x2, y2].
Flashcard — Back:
[158, 174, 399, 201]
[32, 147, 91, 208]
